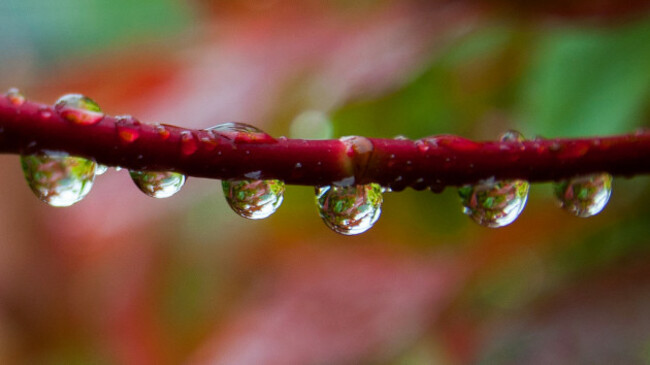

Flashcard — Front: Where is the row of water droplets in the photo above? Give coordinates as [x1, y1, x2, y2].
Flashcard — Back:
[7, 89, 613, 235]
[457, 131, 612, 227]
[9, 91, 367, 234]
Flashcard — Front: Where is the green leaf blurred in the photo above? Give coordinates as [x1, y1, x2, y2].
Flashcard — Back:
[520, 19, 650, 137]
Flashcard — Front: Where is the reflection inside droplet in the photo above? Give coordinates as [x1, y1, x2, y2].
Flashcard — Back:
[315, 183, 383, 235]
[222, 179, 285, 219]
[20, 151, 96, 207]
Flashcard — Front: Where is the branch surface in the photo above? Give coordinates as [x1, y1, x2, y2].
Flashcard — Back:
[1, 96, 649, 191]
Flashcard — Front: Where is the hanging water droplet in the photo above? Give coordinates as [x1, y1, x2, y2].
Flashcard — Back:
[207, 123, 275, 143]
[315, 183, 383, 235]
[20, 151, 96, 207]
[95, 164, 109, 175]
[180, 131, 198, 156]
[5, 88, 25, 106]
[553, 173, 612, 217]
[54, 94, 104, 126]
[222, 179, 285, 219]
[129, 170, 186, 198]
[458, 130, 531, 227]
[458, 178, 529, 228]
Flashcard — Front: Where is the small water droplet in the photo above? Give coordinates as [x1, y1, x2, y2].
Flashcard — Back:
[421, 135, 481, 151]
[180, 131, 198, 156]
[54, 94, 104, 126]
[20, 151, 96, 207]
[154, 123, 170, 140]
[315, 183, 383, 235]
[207, 123, 275, 143]
[458, 177, 529, 228]
[553, 173, 612, 217]
[129, 170, 186, 198]
[38, 107, 52, 119]
[295, 162, 302, 169]
[199, 131, 218, 151]
[415, 139, 430, 152]
[116, 116, 140, 143]
[223, 179, 285, 219]
[5, 88, 25, 106]
[500, 130, 525, 143]
[95, 164, 108, 175]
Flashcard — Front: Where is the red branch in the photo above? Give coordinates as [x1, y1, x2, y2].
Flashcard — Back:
[1, 96, 649, 191]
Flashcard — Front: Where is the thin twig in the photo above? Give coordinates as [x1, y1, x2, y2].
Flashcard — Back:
[1, 96, 649, 191]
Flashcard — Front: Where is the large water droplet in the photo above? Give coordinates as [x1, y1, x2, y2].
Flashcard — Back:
[458, 178, 529, 228]
[54, 94, 104, 126]
[5, 88, 25, 106]
[222, 179, 285, 219]
[20, 151, 96, 207]
[458, 130, 530, 228]
[208, 123, 275, 143]
[315, 183, 383, 235]
[553, 173, 612, 217]
[129, 170, 186, 198]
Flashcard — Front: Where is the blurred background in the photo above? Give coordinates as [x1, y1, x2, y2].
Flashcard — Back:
[0, 0, 650, 364]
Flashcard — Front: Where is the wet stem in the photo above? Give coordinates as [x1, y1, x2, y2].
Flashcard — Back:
[1, 95, 650, 192]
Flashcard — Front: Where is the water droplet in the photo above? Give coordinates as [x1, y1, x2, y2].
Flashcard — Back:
[129, 170, 186, 198]
[116, 116, 140, 143]
[315, 183, 383, 235]
[5, 88, 25, 106]
[95, 164, 109, 175]
[20, 151, 96, 207]
[222, 179, 285, 219]
[180, 131, 198, 156]
[38, 107, 52, 119]
[500, 130, 525, 143]
[208, 123, 275, 143]
[458, 177, 529, 228]
[54, 94, 104, 126]
[553, 173, 612, 217]
[199, 131, 218, 151]
[415, 139, 430, 152]
[154, 123, 170, 140]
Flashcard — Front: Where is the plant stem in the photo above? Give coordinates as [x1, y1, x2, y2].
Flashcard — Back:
[1, 96, 649, 191]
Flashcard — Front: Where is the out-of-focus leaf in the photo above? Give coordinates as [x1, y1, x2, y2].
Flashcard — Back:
[0, 0, 193, 62]
[330, 25, 518, 139]
[519, 19, 650, 137]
